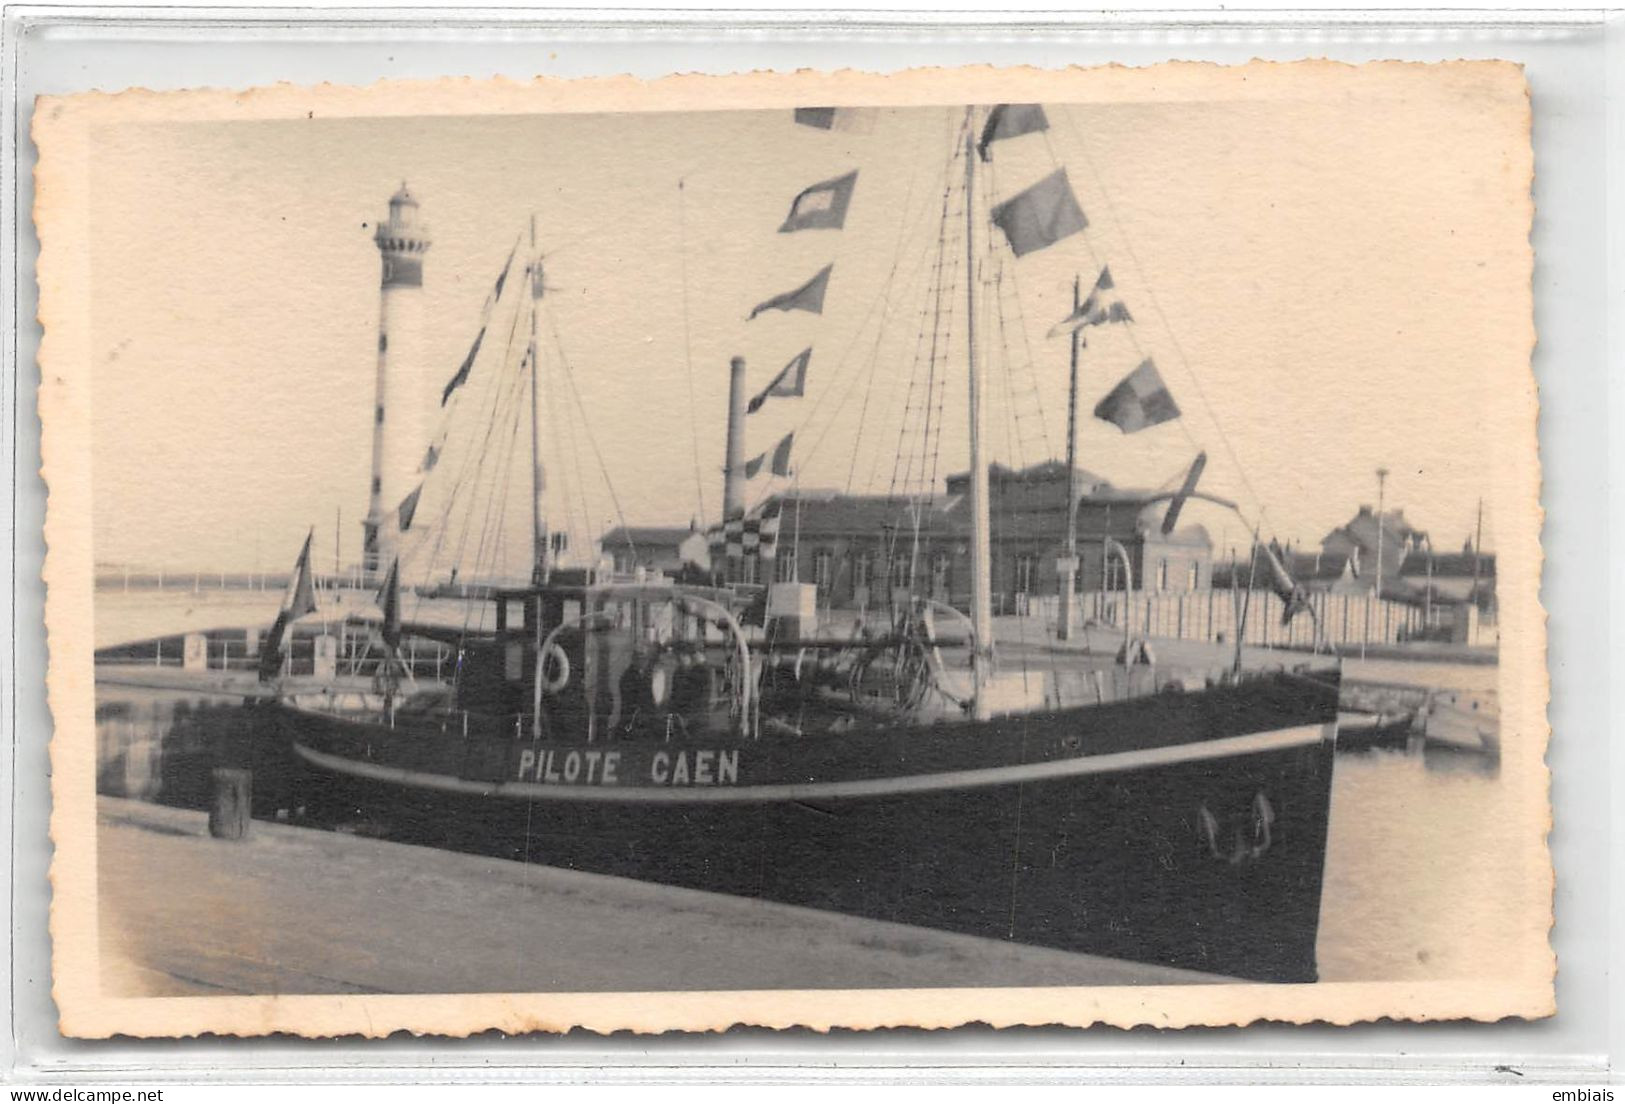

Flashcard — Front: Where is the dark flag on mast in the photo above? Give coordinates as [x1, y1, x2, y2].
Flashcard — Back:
[491, 241, 518, 301]
[744, 432, 794, 478]
[1048, 266, 1134, 338]
[977, 104, 1049, 160]
[780, 172, 858, 233]
[378, 558, 402, 652]
[441, 242, 520, 406]
[441, 328, 484, 405]
[747, 348, 812, 414]
[397, 484, 423, 533]
[1094, 358, 1181, 434]
[748, 265, 833, 320]
[256, 530, 319, 682]
[990, 169, 1088, 257]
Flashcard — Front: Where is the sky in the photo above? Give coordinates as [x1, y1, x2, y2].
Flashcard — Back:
[87, 79, 1528, 575]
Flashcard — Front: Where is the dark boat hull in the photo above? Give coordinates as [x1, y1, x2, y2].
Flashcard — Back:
[262, 668, 1340, 983]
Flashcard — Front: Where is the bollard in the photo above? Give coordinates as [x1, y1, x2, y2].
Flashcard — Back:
[209, 768, 252, 840]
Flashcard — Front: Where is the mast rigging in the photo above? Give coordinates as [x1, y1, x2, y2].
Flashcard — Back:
[529, 214, 547, 586]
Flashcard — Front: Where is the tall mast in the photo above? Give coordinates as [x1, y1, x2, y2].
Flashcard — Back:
[1057, 274, 1082, 641]
[963, 122, 993, 716]
[528, 214, 547, 585]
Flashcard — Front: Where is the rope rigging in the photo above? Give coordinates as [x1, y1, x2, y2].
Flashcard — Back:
[1042, 112, 1279, 543]
[373, 101, 1313, 698]
[675, 178, 710, 528]
[737, 109, 954, 523]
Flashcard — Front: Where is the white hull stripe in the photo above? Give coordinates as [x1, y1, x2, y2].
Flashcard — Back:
[292, 722, 1335, 806]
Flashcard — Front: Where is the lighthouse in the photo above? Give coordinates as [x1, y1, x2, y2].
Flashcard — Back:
[363, 183, 432, 576]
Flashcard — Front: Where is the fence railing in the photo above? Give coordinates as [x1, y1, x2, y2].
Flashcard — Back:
[1023, 588, 1438, 650]
[94, 571, 381, 594]
[94, 622, 457, 681]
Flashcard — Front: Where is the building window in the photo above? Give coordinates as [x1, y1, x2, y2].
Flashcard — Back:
[889, 553, 912, 591]
[851, 552, 871, 591]
[740, 556, 759, 585]
[1158, 559, 1169, 591]
[1014, 554, 1034, 595]
[930, 551, 951, 597]
[550, 531, 569, 556]
[775, 549, 796, 583]
[1188, 562, 1200, 591]
[812, 549, 833, 593]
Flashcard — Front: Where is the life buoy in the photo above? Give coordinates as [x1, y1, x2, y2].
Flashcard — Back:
[646, 657, 678, 708]
[540, 643, 571, 694]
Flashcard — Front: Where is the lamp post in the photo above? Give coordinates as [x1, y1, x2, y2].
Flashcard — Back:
[1423, 532, 1434, 630]
[1372, 467, 1389, 652]
[1373, 468, 1389, 596]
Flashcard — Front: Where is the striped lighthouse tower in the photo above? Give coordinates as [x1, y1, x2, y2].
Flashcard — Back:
[363, 183, 432, 577]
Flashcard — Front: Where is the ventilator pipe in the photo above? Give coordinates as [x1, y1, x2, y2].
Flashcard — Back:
[723, 357, 747, 523]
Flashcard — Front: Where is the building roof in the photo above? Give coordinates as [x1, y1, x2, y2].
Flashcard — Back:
[1215, 547, 1358, 588]
[758, 487, 1211, 550]
[944, 460, 1110, 494]
[1292, 550, 1360, 582]
[1322, 506, 1426, 554]
[1398, 550, 1496, 578]
[762, 494, 950, 540]
[600, 526, 699, 552]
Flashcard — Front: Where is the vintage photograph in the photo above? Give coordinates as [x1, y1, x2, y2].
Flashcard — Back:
[37, 62, 1550, 1036]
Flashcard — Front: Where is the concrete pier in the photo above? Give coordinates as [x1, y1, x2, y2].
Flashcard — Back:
[97, 796, 1219, 998]
[94, 665, 378, 697]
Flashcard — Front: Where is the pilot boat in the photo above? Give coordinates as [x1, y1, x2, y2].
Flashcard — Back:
[265, 104, 1341, 983]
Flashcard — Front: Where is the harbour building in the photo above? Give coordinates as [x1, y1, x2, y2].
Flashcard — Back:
[601, 460, 1216, 613]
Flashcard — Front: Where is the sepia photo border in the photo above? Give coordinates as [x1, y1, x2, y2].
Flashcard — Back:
[32, 58, 1552, 1042]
